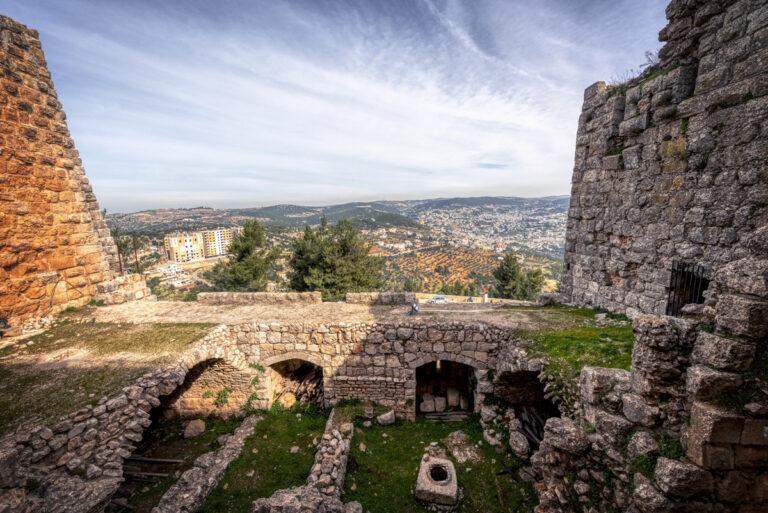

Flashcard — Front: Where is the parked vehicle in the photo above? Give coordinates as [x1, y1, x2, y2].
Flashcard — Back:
[426, 295, 450, 304]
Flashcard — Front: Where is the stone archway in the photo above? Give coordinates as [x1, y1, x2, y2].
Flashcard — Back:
[414, 359, 476, 418]
[265, 355, 325, 410]
[161, 358, 254, 419]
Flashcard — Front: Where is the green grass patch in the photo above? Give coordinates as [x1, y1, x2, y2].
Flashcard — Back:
[0, 364, 149, 436]
[0, 320, 213, 435]
[641, 66, 675, 85]
[128, 417, 243, 513]
[2, 320, 213, 358]
[517, 308, 634, 407]
[198, 408, 328, 513]
[343, 416, 536, 513]
[519, 322, 634, 377]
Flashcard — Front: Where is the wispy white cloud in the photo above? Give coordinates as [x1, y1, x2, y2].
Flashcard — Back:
[3, 0, 667, 211]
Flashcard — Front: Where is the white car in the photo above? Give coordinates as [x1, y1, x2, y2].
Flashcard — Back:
[426, 295, 450, 304]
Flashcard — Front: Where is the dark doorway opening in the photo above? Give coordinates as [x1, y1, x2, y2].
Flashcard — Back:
[666, 260, 710, 316]
[269, 359, 324, 409]
[416, 360, 474, 418]
[495, 370, 560, 449]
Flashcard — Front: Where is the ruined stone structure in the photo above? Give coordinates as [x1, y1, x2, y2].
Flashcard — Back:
[0, 15, 150, 330]
[538, 1, 768, 511]
[560, 0, 768, 317]
[2, 0, 767, 512]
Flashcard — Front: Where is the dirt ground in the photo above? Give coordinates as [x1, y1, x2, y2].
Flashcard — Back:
[88, 300, 577, 330]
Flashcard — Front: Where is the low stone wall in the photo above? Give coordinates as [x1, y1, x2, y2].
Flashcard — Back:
[345, 292, 415, 305]
[307, 411, 353, 499]
[0, 365, 188, 512]
[152, 415, 261, 513]
[197, 292, 322, 305]
[252, 409, 361, 513]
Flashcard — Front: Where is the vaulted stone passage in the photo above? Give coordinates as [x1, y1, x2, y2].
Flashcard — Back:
[162, 359, 252, 420]
[416, 360, 474, 417]
[494, 370, 559, 448]
[268, 359, 324, 409]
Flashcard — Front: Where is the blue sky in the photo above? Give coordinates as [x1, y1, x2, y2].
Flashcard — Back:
[4, 0, 667, 212]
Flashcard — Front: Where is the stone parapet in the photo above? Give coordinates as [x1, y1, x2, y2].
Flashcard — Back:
[345, 292, 416, 305]
[197, 291, 322, 305]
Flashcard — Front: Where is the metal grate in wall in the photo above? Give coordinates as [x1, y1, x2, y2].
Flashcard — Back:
[665, 260, 710, 316]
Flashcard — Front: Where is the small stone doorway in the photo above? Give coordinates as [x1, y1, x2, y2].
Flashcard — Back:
[268, 359, 324, 409]
[415, 360, 474, 419]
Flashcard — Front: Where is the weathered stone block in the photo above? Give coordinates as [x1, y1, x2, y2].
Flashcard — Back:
[734, 445, 768, 468]
[655, 457, 713, 498]
[543, 417, 589, 454]
[689, 401, 745, 446]
[622, 393, 660, 427]
[685, 365, 743, 400]
[741, 419, 768, 446]
[691, 332, 756, 372]
[715, 294, 768, 339]
[580, 366, 630, 405]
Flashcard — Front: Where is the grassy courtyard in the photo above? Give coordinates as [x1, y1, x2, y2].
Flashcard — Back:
[342, 412, 537, 513]
[198, 406, 328, 513]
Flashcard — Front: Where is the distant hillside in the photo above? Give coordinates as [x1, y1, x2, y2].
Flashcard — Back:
[107, 203, 418, 233]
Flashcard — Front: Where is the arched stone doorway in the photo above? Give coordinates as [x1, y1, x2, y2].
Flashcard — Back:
[267, 358, 325, 409]
[162, 358, 253, 420]
[415, 360, 475, 418]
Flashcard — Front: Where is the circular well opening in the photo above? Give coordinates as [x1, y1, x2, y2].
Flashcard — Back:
[429, 464, 448, 482]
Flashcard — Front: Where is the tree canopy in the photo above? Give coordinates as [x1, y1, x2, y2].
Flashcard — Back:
[440, 281, 478, 297]
[206, 220, 280, 292]
[490, 253, 545, 301]
[289, 217, 383, 301]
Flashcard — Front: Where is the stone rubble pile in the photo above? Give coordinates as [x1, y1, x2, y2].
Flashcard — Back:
[152, 415, 261, 513]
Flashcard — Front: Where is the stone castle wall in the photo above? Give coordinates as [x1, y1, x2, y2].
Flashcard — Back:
[538, 1, 768, 511]
[0, 15, 150, 330]
[560, 0, 768, 316]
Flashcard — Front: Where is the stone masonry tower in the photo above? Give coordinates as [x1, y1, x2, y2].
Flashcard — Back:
[0, 15, 150, 331]
[560, 0, 768, 317]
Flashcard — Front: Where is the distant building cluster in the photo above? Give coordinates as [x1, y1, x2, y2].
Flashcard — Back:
[163, 227, 242, 262]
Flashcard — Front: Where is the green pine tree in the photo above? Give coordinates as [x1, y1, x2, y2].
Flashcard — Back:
[289, 217, 383, 301]
[491, 253, 545, 300]
[206, 220, 280, 291]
